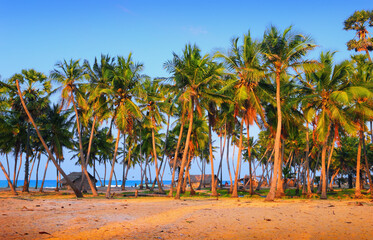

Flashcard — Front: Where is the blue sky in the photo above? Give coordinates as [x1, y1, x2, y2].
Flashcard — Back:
[1, 0, 372, 181]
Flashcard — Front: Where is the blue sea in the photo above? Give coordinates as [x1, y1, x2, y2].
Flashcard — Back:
[0, 180, 172, 188]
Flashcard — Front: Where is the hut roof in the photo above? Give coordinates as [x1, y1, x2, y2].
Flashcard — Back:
[189, 174, 221, 184]
[60, 172, 96, 184]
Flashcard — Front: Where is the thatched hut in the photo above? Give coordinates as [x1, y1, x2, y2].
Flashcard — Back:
[60, 172, 97, 191]
[189, 174, 221, 189]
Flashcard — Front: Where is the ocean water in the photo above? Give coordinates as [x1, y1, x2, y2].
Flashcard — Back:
[0, 180, 172, 188]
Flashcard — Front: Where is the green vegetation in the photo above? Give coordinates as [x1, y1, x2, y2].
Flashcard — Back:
[1, 10, 373, 201]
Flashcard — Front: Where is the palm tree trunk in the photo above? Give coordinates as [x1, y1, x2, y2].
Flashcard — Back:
[6, 154, 10, 188]
[35, 152, 41, 189]
[320, 131, 330, 199]
[362, 131, 373, 194]
[246, 123, 253, 195]
[232, 119, 244, 198]
[104, 159, 107, 187]
[169, 115, 185, 197]
[275, 141, 285, 198]
[0, 160, 17, 195]
[16, 153, 22, 188]
[39, 159, 50, 193]
[266, 72, 282, 201]
[123, 142, 132, 190]
[55, 158, 59, 192]
[329, 168, 339, 191]
[326, 130, 337, 191]
[208, 117, 218, 197]
[16, 80, 83, 198]
[355, 130, 362, 198]
[175, 104, 194, 200]
[303, 121, 311, 195]
[151, 127, 163, 193]
[122, 133, 126, 191]
[28, 155, 36, 183]
[23, 123, 31, 192]
[106, 130, 121, 198]
[95, 168, 103, 187]
[13, 150, 19, 188]
[226, 137, 233, 193]
[71, 98, 98, 196]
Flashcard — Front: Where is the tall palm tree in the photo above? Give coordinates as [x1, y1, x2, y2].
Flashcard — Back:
[344, 10, 373, 61]
[15, 79, 83, 197]
[50, 59, 98, 196]
[164, 44, 225, 199]
[10, 69, 50, 192]
[217, 31, 266, 196]
[103, 54, 143, 198]
[43, 104, 74, 191]
[305, 52, 359, 199]
[261, 26, 317, 201]
[139, 77, 166, 192]
[348, 54, 373, 196]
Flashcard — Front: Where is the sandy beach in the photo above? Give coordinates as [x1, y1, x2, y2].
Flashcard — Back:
[0, 189, 372, 240]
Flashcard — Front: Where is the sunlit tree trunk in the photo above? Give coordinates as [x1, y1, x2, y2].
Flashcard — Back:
[232, 119, 244, 198]
[320, 128, 330, 199]
[246, 124, 253, 195]
[39, 158, 50, 193]
[106, 130, 121, 198]
[355, 130, 362, 198]
[0, 160, 17, 195]
[275, 140, 285, 198]
[16, 153, 22, 188]
[72, 98, 98, 196]
[169, 115, 185, 197]
[208, 116, 218, 197]
[362, 132, 373, 195]
[151, 126, 164, 193]
[226, 136, 233, 193]
[175, 102, 194, 200]
[266, 71, 282, 201]
[16, 80, 83, 198]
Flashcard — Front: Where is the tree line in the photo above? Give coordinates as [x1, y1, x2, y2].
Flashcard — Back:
[0, 10, 373, 201]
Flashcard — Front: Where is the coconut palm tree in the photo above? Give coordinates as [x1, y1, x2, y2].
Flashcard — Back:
[9, 69, 50, 192]
[261, 26, 317, 201]
[103, 54, 143, 198]
[50, 59, 98, 196]
[164, 44, 225, 199]
[139, 77, 166, 192]
[217, 31, 267, 196]
[348, 54, 373, 196]
[43, 104, 74, 191]
[305, 52, 360, 199]
[15, 79, 83, 197]
[344, 10, 373, 61]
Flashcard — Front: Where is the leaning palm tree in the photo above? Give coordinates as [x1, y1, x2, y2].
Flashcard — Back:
[261, 26, 317, 201]
[50, 59, 98, 196]
[15, 79, 83, 197]
[10, 69, 50, 192]
[164, 44, 225, 199]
